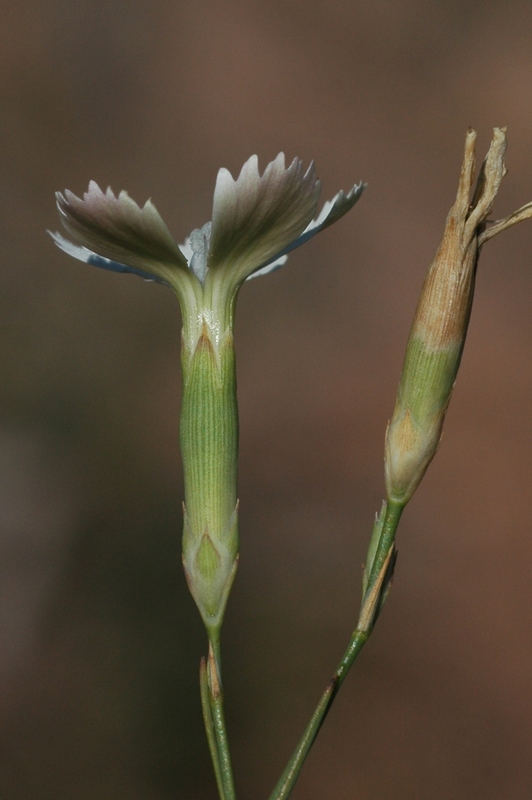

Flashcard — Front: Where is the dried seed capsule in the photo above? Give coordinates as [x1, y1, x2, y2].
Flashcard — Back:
[385, 128, 532, 505]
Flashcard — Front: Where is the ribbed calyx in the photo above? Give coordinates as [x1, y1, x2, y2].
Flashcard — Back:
[180, 314, 239, 632]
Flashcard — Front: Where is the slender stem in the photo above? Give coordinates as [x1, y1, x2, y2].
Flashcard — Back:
[268, 499, 404, 800]
[207, 633, 237, 800]
[268, 630, 368, 800]
[200, 657, 225, 799]
[365, 500, 403, 591]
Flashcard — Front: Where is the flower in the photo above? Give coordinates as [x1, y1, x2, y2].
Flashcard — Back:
[50, 154, 364, 346]
[50, 154, 365, 632]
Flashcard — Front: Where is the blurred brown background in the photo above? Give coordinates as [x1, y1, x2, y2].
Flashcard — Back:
[1, 1, 532, 798]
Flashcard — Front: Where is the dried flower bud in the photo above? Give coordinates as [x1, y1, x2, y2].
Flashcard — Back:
[385, 128, 532, 505]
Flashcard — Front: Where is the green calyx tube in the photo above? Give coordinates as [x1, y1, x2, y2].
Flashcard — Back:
[180, 315, 239, 635]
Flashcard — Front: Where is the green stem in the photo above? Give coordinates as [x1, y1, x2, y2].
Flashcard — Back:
[206, 633, 237, 800]
[365, 500, 403, 591]
[200, 657, 225, 799]
[268, 630, 368, 800]
[268, 499, 404, 800]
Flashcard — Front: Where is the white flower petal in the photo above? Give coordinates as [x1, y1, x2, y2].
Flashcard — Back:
[282, 182, 367, 253]
[48, 231, 167, 283]
[187, 222, 212, 283]
[55, 181, 189, 284]
[178, 238, 194, 262]
[207, 154, 321, 284]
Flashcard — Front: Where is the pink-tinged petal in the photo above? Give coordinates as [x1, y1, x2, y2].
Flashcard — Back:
[56, 182, 189, 283]
[245, 181, 366, 280]
[207, 154, 321, 283]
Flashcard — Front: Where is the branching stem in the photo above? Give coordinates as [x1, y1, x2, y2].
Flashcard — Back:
[268, 500, 404, 800]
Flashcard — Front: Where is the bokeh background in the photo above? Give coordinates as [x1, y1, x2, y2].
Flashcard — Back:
[2, 1, 532, 798]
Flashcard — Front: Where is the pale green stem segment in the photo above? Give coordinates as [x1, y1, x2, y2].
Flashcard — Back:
[200, 657, 225, 798]
[199, 636, 237, 800]
[206, 633, 237, 800]
[268, 501, 403, 800]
